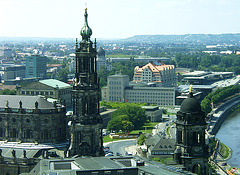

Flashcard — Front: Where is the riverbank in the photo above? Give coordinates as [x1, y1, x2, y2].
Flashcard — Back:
[215, 107, 240, 170]
[215, 108, 240, 162]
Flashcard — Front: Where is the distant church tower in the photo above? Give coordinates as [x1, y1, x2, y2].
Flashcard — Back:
[174, 86, 209, 174]
[68, 8, 104, 157]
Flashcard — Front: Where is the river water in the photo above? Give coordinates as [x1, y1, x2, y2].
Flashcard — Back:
[216, 111, 240, 168]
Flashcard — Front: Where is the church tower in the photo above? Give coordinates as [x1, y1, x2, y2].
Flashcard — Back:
[174, 86, 209, 174]
[68, 8, 104, 157]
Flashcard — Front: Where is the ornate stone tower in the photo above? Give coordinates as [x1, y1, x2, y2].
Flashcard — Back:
[68, 8, 103, 157]
[174, 87, 209, 174]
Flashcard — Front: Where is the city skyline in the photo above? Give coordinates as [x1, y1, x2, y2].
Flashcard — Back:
[0, 0, 240, 39]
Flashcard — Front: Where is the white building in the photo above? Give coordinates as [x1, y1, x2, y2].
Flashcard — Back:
[102, 73, 175, 107]
[133, 61, 176, 87]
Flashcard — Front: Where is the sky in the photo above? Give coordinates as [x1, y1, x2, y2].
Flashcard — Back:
[0, 0, 240, 39]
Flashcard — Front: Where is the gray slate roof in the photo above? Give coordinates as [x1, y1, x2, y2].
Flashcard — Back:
[149, 137, 175, 152]
[0, 95, 54, 109]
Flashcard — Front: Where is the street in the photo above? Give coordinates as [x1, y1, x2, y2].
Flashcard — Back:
[104, 139, 136, 156]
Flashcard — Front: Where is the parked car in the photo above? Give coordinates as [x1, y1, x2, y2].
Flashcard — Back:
[105, 153, 114, 157]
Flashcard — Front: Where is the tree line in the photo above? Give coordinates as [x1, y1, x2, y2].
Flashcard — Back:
[201, 85, 240, 114]
[175, 53, 240, 74]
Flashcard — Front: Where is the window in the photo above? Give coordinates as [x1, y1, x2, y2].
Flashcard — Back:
[0, 128, 3, 137]
[12, 128, 17, 138]
[26, 129, 32, 139]
[178, 130, 183, 143]
[193, 132, 200, 143]
[21, 91, 25, 95]
[44, 129, 48, 139]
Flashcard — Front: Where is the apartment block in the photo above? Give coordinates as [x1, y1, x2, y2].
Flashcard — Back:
[133, 61, 176, 87]
[102, 73, 175, 107]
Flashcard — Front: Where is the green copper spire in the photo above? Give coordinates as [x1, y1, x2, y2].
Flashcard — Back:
[80, 8, 92, 40]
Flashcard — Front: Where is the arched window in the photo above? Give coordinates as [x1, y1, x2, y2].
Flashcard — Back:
[0, 128, 3, 137]
[44, 129, 48, 139]
[12, 128, 17, 138]
[26, 119, 30, 123]
[26, 129, 31, 139]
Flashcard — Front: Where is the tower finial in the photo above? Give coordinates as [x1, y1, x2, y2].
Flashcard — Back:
[188, 84, 194, 98]
[189, 85, 193, 93]
[80, 8, 92, 40]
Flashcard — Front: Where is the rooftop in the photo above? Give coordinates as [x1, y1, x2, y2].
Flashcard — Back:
[39, 79, 71, 89]
[0, 95, 55, 109]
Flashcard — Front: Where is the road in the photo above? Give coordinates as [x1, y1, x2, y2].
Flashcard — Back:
[104, 139, 136, 156]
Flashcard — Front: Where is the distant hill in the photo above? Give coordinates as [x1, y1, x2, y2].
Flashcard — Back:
[122, 33, 240, 45]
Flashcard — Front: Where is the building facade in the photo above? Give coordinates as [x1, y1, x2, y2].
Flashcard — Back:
[141, 106, 162, 122]
[0, 95, 67, 175]
[133, 61, 176, 87]
[16, 79, 72, 108]
[68, 8, 103, 157]
[0, 95, 66, 143]
[102, 73, 175, 106]
[4, 65, 25, 81]
[25, 54, 47, 78]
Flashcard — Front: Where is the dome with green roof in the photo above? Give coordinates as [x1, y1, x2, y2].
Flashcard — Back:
[80, 8, 92, 39]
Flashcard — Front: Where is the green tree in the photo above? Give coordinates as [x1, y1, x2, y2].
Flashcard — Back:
[107, 115, 129, 132]
[137, 134, 146, 145]
[112, 104, 147, 129]
[98, 65, 108, 87]
[121, 120, 134, 133]
[201, 98, 212, 114]
[56, 67, 69, 83]
[0, 89, 16, 95]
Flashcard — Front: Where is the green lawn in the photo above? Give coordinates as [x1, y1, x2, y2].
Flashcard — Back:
[143, 122, 159, 128]
[103, 122, 159, 143]
[219, 141, 230, 159]
[130, 122, 158, 134]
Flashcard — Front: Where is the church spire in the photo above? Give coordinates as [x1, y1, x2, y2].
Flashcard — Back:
[80, 8, 92, 40]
